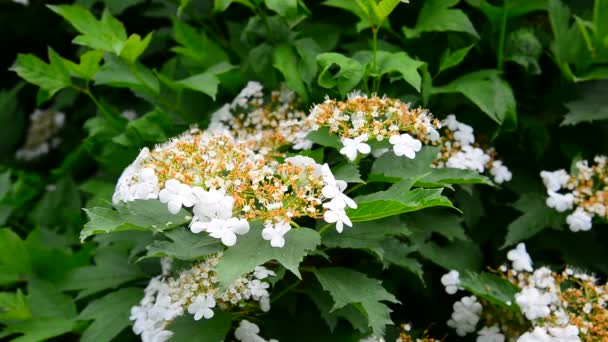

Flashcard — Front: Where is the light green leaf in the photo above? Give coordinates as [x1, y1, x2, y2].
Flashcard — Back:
[81, 199, 190, 241]
[418, 239, 482, 271]
[1, 318, 75, 342]
[143, 228, 224, 261]
[93, 55, 160, 95]
[317, 53, 364, 96]
[294, 38, 322, 87]
[169, 310, 232, 342]
[561, 81, 608, 126]
[78, 288, 143, 342]
[305, 127, 342, 150]
[403, 0, 478, 38]
[460, 271, 519, 310]
[120, 32, 154, 63]
[0, 228, 31, 285]
[322, 0, 372, 32]
[465, 0, 546, 29]
[26, 278, 76, 319]
[314, 267, 399, 336]
[66, 50, 103, 81]
[177, 73, 220, 99]
[502, 193, 566, 248]
[322, 217, 410, 258]
[214, 224, 320, 287]
[371, 0, 405, 24]
[0, 290, 31, 321]
[213, 0, 255, 12]
[10, 51, 71, 97]
[273, 44, 309, 102]
[354, 51, 424, 92]
[346, 179, 453, 222]
[432, 70, 516, 125]
[438, 45, 474, 75]
[265, 0, 298, 17]
[59, 246, 145, 299]
[332, 164, 364, 183]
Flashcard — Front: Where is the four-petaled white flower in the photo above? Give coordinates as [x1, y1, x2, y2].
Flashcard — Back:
[159, 179, 196, 214]
[323, 198, 353, 233]
[234, 320, 261, 342]
[507, 243, 533, 272]
[389, 133, 422, 159]
[254, 266, 276, 280]
[201, 218, 250, 246]
[187, 294, 216, 320]
[340, 134, 371, 161]
[566, 207, 592, 232]
[441, 270, 461, 295]
[261, 222, 291, 248]
[490, 161, 512, 184]
[191, 187, 235, 221]
[248, 279, 270, 299]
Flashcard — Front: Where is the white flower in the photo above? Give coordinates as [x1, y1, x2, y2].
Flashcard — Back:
[441, 270, 461, 295]
[321, 164, 357, 209]
[443, 114, 460, 131]
[490, 161, 512, 184]
[507, 243, 533, 272]
[340, 134, 371, 161]
[530, 267, 555, 289]
[234, 320, 261, 342]
[260, 295, 271, 312]
[566, 208, 592, 232]
[262, 222, 291, 248]
[454, 123, 475, 145]
[540, 169, 570, 192]
[200, 218, 250, 246]
[192, 187, 235, 221]
[447, 296, 482, 336]
[446, 145, 490, 173]
[518, 327, 550, 342]
[159, 179, 196, 214]
[254, 266, 276, 280]
[141, 328, 173, 342]
[12, 0, 29, 5]
[248, 279, 270, 299]
[515, 287, 553, 320]
[548, 325, 580, 342]
[546, 191, 574, 212]
[187, 294, 216, 320]
[389, 133, 422, 159]
[323, 199, 353, 233]
[477, 325, 505, 342]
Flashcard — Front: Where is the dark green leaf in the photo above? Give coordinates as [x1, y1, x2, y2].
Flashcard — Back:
[143, 228, 224, 261]
[0, 228, 31, 285]
[403, 0, 479, 38]
[561, 81, 608, 125]
[418, 239, 483, 271]
[169, 310, 232, 342]
[438, 45, 474, 75]
[317, 53, 364, 96]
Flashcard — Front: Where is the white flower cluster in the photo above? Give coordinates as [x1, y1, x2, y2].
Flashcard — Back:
[447, 295, 483, 336]
[438, 115, 512, 184]
[130, 255, 275, 342]
[441, 270, 462, 295]
[112, 130, 356, 248]
[16, 109, 65, 161]
[541, 156, 607, 232]
[234, 320, 278, 342]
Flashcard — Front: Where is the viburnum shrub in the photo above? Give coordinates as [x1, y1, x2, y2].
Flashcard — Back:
[1, 0, 608, 342]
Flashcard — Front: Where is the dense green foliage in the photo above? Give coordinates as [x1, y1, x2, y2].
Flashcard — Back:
[1, 0, 607, 341]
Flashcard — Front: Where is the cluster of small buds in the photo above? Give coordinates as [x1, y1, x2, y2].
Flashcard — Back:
[441, 270, 463, 295]
[434, 115, 512, 184]
[304, 92, 441, 162]
[234, 320, 278, 342]
[208, 81, 311, 153]
[395, 323, 442, 342]
[15, 109, 65, 161]
[130, 254, 275, 342]
[541, 156, 608, 232]
[112, 130, 356, 247]
[447, 243, 608, 341]
[447, 295, 483, 336]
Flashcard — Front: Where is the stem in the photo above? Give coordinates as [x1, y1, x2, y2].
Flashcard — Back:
[497, 0, 508, 71]
[371, 27, 379, 94]
[289, 220, 301, 228]
[271, 279, 302, 303]
[344, 183, 364, 195]
[318, 223, 333, 235]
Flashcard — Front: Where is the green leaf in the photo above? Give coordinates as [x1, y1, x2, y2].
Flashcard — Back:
[306, 281, 368, 332]
[81, 199, 190, 241]
[354, 51, 424, 92]
[11, 51, 71, 97]
[176, 73, 220, 99]
[332, 164, 364, 183]
[120, 32, 154, 63]
[59, 246, 145, 298]
[0, 84, 26, 156]
[172, 20, 229, 67]
[465, 0, 546, 30]
[371, 146, 440, 180]
[502, 193, 566, 248]
[0, 290, 31, 321]
[0, 228, 31, 285]
[380, 238, 423, 280]
[403, 208, 467, 241]
[169, 310, 232, 342]
[505, 28, 542, 75]
[26, 278, 76, 319]
[317, 53, 364, 96]
[78, 288, 143, 342]
[31, 176, 82, 230]
[322, 0, 372, 32]
[418, 239, 482, 271]
[371, 0, 406, 24]
[460, 271, 519, 310]
[213, 0, 255, 12]
[403, 0, 479, 38]
[214, 224, 320, 287]
[346, 179, 453, 222]
[93, 55, 160, 95]
[438, 45, 474, 75]
[273, 44, 309, 102]
[314, 267, 399, 336]
[66, 50, 103, 81]
[322, 217, 410, 258]
[1, 317, 75, 342]
[143, 228, 224, 261]
[432, 70, 516, 125]
[48, 5, 127, 54]
[305, 127, 342, 150]
[561, 81, 608, 126]
[294, 38, 322, 87]
[265, 0, 298, 17]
